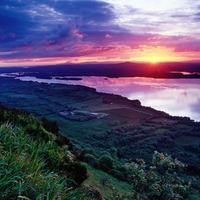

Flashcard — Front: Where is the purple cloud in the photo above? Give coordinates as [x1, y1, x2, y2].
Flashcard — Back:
[0, 0, 200, 65]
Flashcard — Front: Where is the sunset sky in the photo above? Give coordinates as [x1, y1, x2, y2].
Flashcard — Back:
[0, 0, 200, 67]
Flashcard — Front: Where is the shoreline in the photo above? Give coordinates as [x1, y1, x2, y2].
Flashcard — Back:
[0, 75, 199, 123]
[14, 75, 200, 122]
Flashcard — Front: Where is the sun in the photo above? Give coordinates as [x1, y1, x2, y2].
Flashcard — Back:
[151, 57, 157, 64]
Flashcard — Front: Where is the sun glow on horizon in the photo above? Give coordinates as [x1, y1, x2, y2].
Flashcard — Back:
[0, 45, 197, 67]
[151, 57, 157, 64]
[134, 45, 183, 63]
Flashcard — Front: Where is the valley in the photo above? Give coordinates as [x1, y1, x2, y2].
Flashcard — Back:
[0, 76, 200, 199]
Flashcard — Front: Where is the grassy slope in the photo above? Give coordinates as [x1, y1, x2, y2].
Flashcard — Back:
[83, 164, 132, 200]
[0, 124, 70, 199]
[0, 104, 133, 199]
[0, 105, 92, 199]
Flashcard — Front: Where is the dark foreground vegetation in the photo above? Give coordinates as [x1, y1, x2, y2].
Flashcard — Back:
[0, 76, 200, 199]
[0, 104, 93, 199]
[0, 103, 197, 199]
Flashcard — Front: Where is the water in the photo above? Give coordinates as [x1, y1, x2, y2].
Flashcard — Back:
[16, 76, 200, 122]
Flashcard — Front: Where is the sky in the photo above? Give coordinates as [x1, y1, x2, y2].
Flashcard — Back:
[0, 0, 200, 67]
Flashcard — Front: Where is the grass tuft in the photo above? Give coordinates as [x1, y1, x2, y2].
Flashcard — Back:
[0, 123, 83, 199]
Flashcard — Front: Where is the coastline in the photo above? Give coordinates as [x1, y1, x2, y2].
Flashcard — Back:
[0, 76, 200, 176]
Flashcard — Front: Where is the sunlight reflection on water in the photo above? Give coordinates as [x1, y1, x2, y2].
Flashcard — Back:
[17, 76, 200, 121]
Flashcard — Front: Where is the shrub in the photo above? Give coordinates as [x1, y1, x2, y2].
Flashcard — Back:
[99, 155, 114, 172]
[108, 169, 125, 181]
[84, 153, 98, 166]
[82, 147, 96, 155]
[67, 162, 88, 186]
[41, 117, 59, 134]
[127, 151, 191, 200]
[83, 185, 103, 200]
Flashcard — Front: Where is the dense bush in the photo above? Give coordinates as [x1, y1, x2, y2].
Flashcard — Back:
[41, 116, 59, 134]
[127, 151, 191, 200]
[84, 154, 99, 166]
[108, 169, 125, 181]
[67, 162, 88, 186]
[79, 147, 96, 159]
[99, 155, 114, 172]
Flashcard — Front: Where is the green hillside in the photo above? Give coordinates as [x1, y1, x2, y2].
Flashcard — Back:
[0, 104, 90, 199]
[0, 103, 199, 199]
[0, 104, 133, 199]
[0, 77, 200, 199]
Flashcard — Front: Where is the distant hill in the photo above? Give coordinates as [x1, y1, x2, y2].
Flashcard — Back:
[1, 61, 200, 79]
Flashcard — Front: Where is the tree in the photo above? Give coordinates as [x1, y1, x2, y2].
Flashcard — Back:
[99, 155, 114, 172]
[127, 151, 191, 200]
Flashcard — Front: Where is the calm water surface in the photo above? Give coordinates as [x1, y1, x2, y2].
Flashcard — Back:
[17, 76, 200, 122]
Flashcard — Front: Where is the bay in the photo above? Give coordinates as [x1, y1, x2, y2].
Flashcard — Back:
[17, 76, 200, 122]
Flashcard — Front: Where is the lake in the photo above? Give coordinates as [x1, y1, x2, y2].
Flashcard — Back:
[16, 76, 200, 122]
